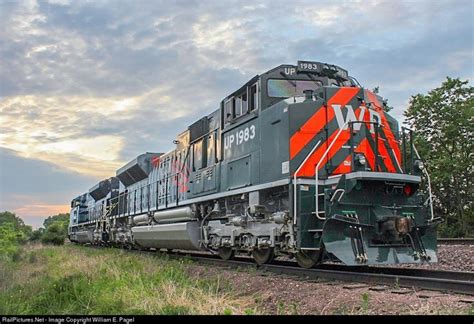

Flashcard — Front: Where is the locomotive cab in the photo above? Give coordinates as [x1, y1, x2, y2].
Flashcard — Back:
[267, 61, 441, 266]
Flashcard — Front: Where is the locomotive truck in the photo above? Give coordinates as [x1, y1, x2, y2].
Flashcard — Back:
[68, 60, 442, 268]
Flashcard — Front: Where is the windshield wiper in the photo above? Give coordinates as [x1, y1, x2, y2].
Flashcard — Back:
[279, 72, 297, 87]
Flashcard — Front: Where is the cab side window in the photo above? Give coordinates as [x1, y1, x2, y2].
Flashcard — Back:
[224, 99, 233, 123]
[234, 92, 249, 118]
[193, 139, 203, 171]
[241, 93, 248, 115]
[223, 82, 258, 126]
[235, 96, 242, 117]
[249, 83, 258, 111]
[207, 132, 215, 165]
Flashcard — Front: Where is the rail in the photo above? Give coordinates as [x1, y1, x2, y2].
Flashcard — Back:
[194, 254, 474, 295]
[438, 238, 474, 245]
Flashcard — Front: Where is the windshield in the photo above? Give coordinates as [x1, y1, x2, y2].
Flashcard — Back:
[267, 79, 322, 98]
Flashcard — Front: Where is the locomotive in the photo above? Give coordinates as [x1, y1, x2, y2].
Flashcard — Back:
[68, 61, 442, 268]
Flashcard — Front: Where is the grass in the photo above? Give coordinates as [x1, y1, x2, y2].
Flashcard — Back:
[1, 244, 471, 315]
[360, 292, 370, 314]
[0, 244, 257, 315]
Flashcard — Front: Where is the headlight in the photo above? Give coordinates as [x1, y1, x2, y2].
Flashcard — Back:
[414, 160, 424, 171]
[356, 154, 366, 166]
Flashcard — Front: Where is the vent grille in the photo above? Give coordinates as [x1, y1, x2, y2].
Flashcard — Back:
[194, 173, 202, 182]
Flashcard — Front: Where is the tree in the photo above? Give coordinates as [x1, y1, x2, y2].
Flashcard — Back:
[0, 223, 23, 260]
[30, 228, 45, 241]
[0, 211, 32, 240]
[0, 212, 31, 260]
[0, 211, 32, 243]
[41, 213, 70, 245]
[404, 77, 473, 237]
[43, 213, 69, 230]
[41, 222, 67, 245]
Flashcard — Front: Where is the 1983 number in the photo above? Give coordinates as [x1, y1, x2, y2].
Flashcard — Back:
[224, 125, 256, 149]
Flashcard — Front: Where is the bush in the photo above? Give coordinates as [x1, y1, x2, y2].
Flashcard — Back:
[30, 229, 45, 241]
[438, 222, 465, 238]
[34, 213, 70, 243]
[41, 223, 66, 245]
[0, 222, 24, 260]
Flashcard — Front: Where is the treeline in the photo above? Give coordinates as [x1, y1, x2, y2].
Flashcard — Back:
[404, 77, 473, 237]
[0, 211, 69, 260]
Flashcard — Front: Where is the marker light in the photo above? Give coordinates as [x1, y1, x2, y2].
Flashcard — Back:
[403, 184, 414, 196]
[356, 154, 366, 166]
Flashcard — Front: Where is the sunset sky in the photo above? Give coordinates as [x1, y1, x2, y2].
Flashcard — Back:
[0, 0, 473, 229]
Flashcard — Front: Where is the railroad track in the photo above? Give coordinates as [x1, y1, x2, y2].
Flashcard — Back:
[128, 248, 474, 296]
[438, 238, 474, 245]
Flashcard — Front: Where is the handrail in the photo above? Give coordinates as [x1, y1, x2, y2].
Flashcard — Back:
[330, 189, 345, 203]
[293, 140, 322, 225]
[412, 145, 435, 221]
[314, 122, 349, 220]
[314, 120, 380, 220]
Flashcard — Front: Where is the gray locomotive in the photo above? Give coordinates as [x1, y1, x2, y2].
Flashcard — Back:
[69, 61, 441, 268]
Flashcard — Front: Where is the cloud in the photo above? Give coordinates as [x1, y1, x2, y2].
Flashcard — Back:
[0, 147, 99, 227]
[0, 95, 132, 177]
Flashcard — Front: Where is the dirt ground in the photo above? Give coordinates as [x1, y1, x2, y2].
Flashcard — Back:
[185, 244, 473, 315]
[396, 244, 473, 272]
[187, 264, 473, 315]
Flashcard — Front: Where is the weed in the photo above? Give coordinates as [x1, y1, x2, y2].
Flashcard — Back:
[276, 301, 285, 315]
[361, 292, 370, 314]
[332, 304, 348, 315]
[394, 277, 400, 290]
[159, 305, 190, 315]
[28, 253, 37, 264]
[223, 308, 233, 315]
[290, 302, 299, 315]
[244, 308, 255, 315]
[11, 249, 23, 262]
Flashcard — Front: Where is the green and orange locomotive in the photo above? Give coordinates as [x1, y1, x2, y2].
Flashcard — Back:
[69, 61, 442, 268]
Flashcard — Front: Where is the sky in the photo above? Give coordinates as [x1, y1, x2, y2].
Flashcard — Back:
[0, 0, 473, 229]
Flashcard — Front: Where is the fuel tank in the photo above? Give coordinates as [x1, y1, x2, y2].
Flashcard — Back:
[131, 221, 201, 250]
[73, 231, 94, 244]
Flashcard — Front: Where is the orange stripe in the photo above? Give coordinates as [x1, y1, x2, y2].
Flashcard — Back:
[331, 136, 379, 175]
[376, 138, 397, 172]
[331, 154, 351, 175]
[365, 90, 402, 172]
[296, 131, 339, 177]
[290, 87, 360, 159]
[297, 105, 364, 177]
[356, 137, 376, 171]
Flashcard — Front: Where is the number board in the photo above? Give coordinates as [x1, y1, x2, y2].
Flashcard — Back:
[296, 61, 322, 73]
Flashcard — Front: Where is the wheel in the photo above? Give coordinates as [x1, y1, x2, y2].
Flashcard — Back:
[295, 249, 321, 269]
[218, 247, 235, 260]
[252, 248, 275, 265]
